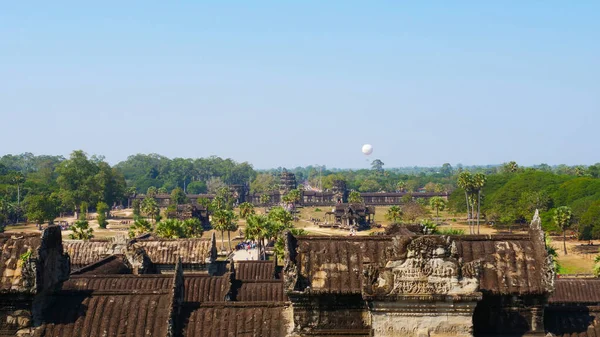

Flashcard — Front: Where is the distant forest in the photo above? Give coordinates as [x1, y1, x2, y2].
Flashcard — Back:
[1, 151, 600, 238]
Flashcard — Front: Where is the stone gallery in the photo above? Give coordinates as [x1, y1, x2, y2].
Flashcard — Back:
[0, 213, 597, 336]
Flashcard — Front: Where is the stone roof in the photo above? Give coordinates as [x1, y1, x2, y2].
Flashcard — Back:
[131, 238, 214, 265]
[285, 232, 552, 296]
[0, 233, 41, 293]
[235, 280, 287, 302]
[287, 236, 394, 294]
[70, 255, 131, 276]
[454, 234, 550, 295]
[180, 302, 291, 337]
[63, 240, 119, 269]
[549, 278, 600, 304]
[32, 291, 174, 337]
[184, 274, 231, 303]
[62, 274, 174, 292]
[234, 260, 277, 280]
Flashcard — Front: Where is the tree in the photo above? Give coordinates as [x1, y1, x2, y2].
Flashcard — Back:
[55, 150, 100, 212]
[440, 163, 453, 177]
[155, 219, 185, 239]
[10, 172, 25, 205]
[141, 196, 160, 223]
[186, 181, 207, 194]
[132, 199, 141, 217]
[553, 206, 573, 255]
[96, 201, 109, 229]
[472, 173, 487, 234]
[146, 186, 157, 197]
[212, 187, 234, 211]
[396, 181, 406, 192]
[358, 179, 380, 192]
[170, 187, 188, 205]
[457, 171, 475, 234]
[284, 189, 302, 207]
[239, 202, 255, 219]
[250, 173, 279, 194]
[402, 202, 426, 223]
[24, 194, 59, 226]
[182, 218, 203, 238]
[69, 219, 94, 240]
[424, 182, 437, 193]
[371, 159, 384, 174]
[128, 218, 152, 238]
[348, 191, 363, 204]
[245, 214, 270, 260]
[157, 187, 168, 194]
[385, 206, 403, 223]
[197, 197, 212, 210]
[503, 161, 519, 173]
[267, 206, 293, 228]
[207, 177, 227, 194]
[429, 196, 446, 219]
[211, 209, 237, 251]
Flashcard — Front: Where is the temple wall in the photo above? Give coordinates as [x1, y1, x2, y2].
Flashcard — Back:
[370, 301, 477, 337]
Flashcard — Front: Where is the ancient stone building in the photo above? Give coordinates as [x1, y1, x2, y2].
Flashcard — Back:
[1, 212, 599, 336]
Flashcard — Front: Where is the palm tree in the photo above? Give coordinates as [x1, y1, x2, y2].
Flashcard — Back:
[259, 194, 271, 213]
[238, 202, 255, 219]
[212, 209, 236, 251]
[141, 196, 160, 223]
[553, 206, 573, 255]
[429, 196, 446, 219]
[69, 219, 94, 240]
[348, 191, 363, 204]
[155, 219, 184, 239]
[246, 214, 269, 260]
[457, 171, 474, 234]
[128, 218, 152, 238]
[503, 161, 519, 173]
[396, 181, 406, 192]
[385, 206, 403, 223]
[11, 172, 25, 206]
[472, 173, 487, 234]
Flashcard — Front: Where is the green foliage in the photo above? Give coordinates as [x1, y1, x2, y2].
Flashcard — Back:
[186, 180, 207, 194]
[420, 219, 437, 234]
[132, 199, 141, 217]
[96, 202, 109, 229]
[155, 219, 186, 238]
[259, 194, 271, 204]
[24, 194, 60, 225]
[385, 206, 403, 223]
[170, 187, 188, 205]
[284, 189, 302, 205]
[429, 196, 446, 217]
[128, 218, 152, 238]
[141, 196, 160, 221]
[579, 201, 600, 239]
[436, 228, 465, 235]
[69, 219, 94, 240]
[211, 187, 234, 211]
[18, 249, 32, 267]
[348, 191, 363, 204]
[238, 202, 255, 219]
[250, 173, 279, 194]
[182, 218, 203, 238]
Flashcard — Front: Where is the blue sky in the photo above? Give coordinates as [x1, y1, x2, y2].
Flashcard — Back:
[1, 1, 598, 169]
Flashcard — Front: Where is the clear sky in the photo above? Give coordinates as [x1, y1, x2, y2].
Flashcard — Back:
[1, 1, 598, 169]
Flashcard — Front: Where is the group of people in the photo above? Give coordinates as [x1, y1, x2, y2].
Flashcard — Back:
[235, 241, 256, 251]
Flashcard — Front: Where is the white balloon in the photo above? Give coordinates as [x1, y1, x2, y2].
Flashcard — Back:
[362, 144, 373, 155]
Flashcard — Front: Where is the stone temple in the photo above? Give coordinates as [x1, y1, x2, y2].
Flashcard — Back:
[0, 212, 598, 336]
